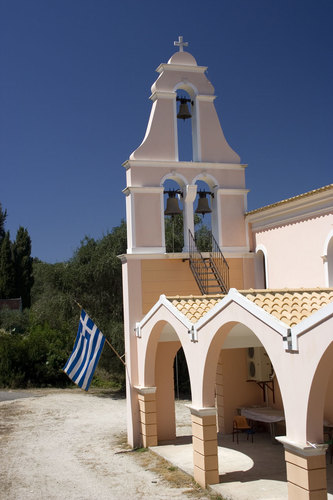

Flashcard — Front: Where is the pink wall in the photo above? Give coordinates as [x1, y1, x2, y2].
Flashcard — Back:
[254, 214, 333, 288]
[220, 348, 263, 433]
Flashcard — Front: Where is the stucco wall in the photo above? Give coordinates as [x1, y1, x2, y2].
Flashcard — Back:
[253, 213, 333, 288]
[141, 257, 246, 313]
[220, 348, 263, 433]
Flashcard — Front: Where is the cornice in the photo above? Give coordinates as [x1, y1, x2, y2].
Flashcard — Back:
[122, 159, 247, 170]
[156, 63, 207, 74]
[246, 186, 333, 231]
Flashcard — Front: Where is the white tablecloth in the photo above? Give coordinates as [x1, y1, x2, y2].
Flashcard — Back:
[240, 407, 285, 423]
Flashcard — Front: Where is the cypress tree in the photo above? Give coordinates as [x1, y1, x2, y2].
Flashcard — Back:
[0, 232, 15, 298]
[13, 227, 34, 308]
[0, 203, 7, 244]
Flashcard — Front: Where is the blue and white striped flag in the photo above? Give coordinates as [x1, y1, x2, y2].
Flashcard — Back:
[63, 310, 105, 391]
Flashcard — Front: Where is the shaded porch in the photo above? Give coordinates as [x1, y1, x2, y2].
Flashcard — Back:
[151, 400, 333, 500]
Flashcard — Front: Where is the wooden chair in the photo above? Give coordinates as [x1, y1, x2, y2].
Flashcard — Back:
[232, 415, 254, 444]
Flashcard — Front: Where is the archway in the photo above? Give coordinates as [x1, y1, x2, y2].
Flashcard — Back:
[139, 317, 192, 444]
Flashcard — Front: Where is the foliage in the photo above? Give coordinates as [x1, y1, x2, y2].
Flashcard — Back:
[0, 324, 73, 388]
[195, 221, 213, 252]
[0, 232, 15, 298]
[0, 220, 128, 389]
[0, 212, 33, 307]
[0, 203, 7, 243]
[165, 215, 184, 252]
[13, 227, 34, 308]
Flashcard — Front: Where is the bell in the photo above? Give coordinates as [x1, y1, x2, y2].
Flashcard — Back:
[195, 192, 212, 215]
[177, 98, 192, 120]
[164, 191, 182, 216]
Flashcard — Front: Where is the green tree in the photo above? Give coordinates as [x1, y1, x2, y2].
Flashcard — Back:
[0, 203, 7, 243]
[13, 227, 34, 308]
[165, 215, 184, 252]
[0, 232, 15, 298]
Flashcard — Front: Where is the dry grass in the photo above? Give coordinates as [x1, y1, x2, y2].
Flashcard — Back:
[127, 444, 225, 499]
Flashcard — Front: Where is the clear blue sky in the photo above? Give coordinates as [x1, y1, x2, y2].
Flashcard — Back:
[1, 0, 332, 263]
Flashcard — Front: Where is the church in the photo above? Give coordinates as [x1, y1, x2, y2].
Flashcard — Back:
[120, 37, 333, 499]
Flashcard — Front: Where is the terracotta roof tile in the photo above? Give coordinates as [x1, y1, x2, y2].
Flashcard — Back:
[167, 289, 333, 326]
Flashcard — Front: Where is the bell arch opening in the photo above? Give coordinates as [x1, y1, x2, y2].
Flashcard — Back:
[193, 179, 213, 252]
[163, 178, 184, 253]
[176, 89, 194, 161]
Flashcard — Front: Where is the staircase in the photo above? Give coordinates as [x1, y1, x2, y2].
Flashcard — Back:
[189, 230, 229, 295]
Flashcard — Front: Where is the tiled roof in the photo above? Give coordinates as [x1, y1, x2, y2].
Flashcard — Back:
[167, 289, 333, 327]
[168, 295, 224, 323]
[245, 184, 333, 216]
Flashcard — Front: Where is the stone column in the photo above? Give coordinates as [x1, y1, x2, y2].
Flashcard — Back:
[188, 406, 219, 488]
[135, 387, 157, 447]
[277, 437, 328, 499]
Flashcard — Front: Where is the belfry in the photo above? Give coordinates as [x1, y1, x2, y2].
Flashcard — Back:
[121, 37, 333, 498]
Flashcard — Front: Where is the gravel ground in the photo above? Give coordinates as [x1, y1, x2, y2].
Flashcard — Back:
[0, 389, 212, 500]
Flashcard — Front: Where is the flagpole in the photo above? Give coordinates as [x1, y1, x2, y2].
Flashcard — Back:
[74, 300, 126, 367]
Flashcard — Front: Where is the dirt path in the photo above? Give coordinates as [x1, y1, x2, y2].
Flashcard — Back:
[0, 390, 210, 500]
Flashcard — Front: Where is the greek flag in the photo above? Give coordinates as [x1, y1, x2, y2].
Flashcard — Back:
[63, 310, 105, 391]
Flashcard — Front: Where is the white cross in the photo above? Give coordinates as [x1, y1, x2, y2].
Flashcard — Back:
[174, 35, 188, 52]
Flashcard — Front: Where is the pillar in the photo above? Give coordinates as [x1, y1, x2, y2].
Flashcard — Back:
[277, 437, 328, 499]
[135, 387, 157, 447]
[189, 406, 219, 488]
[215, 351, 225, 433]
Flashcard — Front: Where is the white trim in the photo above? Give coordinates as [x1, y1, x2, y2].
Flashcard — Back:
[122, 160, 246, 170]
[156, 63, 207, 74]
[134, 287, 333, 353]
[123, 186, 164, 195]
[196, 95, 216, 102]
[290, 301, 333, 350]
[150, 91, 175, 101]
[191, 172, 219, 189]
[246, 190, 333, 231]
[217, 188, 250, 195]
[276, 436, 328, 456]
[323, 229, 333, 287]
[137, 294, 193, 333]
[127, 246, 166, 254]
[186, 405, 217, 417]
[160, 171, 188, 188]
[194, 288, 288, 338]
[221, 246, 250, 254]
[134, 386, 157, 395]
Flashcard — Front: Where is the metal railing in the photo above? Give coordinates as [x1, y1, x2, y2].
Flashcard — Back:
[188, 230, 210, 294]
[188, 230, 229, 295]
[210, 233, 229, 293]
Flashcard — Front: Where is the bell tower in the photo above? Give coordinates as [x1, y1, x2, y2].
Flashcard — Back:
[123, 36, 248, 254]
[121, 38, 253, 447]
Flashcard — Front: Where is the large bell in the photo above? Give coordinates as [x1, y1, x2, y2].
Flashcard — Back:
[195, 192, 212, 216]
[177, 98, 192, 120]
[164, 191, 182, 216]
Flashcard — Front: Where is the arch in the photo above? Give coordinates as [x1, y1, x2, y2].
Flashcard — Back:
[137, 314, 193, 442]
[323, 229, 333, 286]
[191, 172, 219, 190]
[173, 81, 198, 99]
[306, 340, 333, 443]
[160, 171, 189, 190]
[255, 244, 269, 288]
